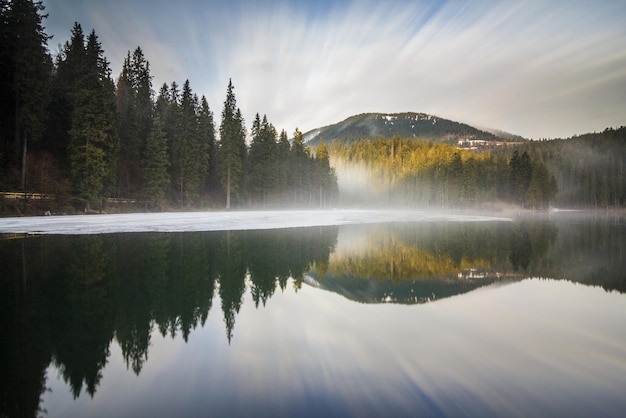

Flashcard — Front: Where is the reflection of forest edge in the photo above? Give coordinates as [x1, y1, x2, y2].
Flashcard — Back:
[1, 217, 624, 417]
[307, 218, 625, 303]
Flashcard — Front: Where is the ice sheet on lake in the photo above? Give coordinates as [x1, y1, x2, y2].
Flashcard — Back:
[0, 209, 512, 235]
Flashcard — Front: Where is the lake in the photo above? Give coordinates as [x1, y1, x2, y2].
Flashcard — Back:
[1, 211, 625, 417]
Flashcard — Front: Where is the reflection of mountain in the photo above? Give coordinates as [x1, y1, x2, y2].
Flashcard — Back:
[305, 222, 537, 304]
[303, 217, 626, 305]
[305, 271, 519, 304]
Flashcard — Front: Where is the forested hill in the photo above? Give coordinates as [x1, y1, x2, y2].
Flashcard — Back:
[303, 112, 518, 145]
[508, 126, 626, 208]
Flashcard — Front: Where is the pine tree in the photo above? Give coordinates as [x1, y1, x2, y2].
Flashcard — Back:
[509, 150, 532, 206]
[217, 79, 246, 209]
[289, 127, 310, 204]
[115, 47, 153, 197]
[115, 54, 136, 196]
[314, 140, 337, 207]
[198, 95, 216, 198]
[248, 113, 278, 205]
[1, 0, 51, 190]
[276, 129, 290, 203]
[141, 115, 169, 208]
[67, 29, 119, 208]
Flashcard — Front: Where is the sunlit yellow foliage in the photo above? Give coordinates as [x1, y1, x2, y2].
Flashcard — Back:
[325, 231, 492, 281]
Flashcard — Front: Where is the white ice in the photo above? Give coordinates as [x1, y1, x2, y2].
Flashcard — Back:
[0, 209, 512, 235]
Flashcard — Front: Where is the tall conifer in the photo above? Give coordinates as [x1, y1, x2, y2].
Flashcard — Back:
[217, 79, 246, 209]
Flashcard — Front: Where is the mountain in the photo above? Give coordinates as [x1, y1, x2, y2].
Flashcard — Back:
[303, 112, 519, 145]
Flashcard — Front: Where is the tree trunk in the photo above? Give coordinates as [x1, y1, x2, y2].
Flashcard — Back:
[226, 165, 231, 209]
[21, 130, 28, 190]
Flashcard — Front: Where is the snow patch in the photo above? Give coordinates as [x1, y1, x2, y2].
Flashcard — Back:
[0, 210, 513, 235]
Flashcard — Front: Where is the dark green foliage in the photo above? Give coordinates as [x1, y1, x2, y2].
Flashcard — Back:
[217, 80, 246, 209]
[115, 47, 153, 197]
[171, 80, 208, 206]
[248, 113, 278, 204]
[508, 151, 532, 204]
[0, 0, 51, 190]
[510, 127, 626, 208]
[66, 29, 119, 206]
[141, 116, 169, 207]
[198, 95, 217, 198]
[313, 140, 338, 207]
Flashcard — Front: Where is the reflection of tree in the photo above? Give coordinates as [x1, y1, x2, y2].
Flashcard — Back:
[115, 233, 170, 374]
[318, 221, 559, 304]
[49, 235, 117, 398]
[542, 216, 626, 291]
[217, 231, 247, 343]
[165, 233, 214, 342]
[509, 221, 558, 271]
[247, 230, 281, 307]
[0, 237, 53, 418]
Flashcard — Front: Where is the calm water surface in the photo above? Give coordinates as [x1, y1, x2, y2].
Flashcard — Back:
[1, 214, 625, 417]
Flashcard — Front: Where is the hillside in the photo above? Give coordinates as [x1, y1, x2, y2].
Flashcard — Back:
[303, 112, 520, 145]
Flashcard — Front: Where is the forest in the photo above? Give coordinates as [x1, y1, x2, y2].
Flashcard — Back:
[1, 1, 624, 215]
[0, 1, 338, 214]
[328, 138, 559, 209]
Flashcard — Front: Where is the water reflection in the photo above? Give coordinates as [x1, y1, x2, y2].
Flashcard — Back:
[0, 216, 625, 417]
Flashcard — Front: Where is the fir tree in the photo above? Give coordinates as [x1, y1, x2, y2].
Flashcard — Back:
[197, 95, 216, 198]
[1, 0, 51, 189]
[141, 115, 169, 208]
[67, 29, 119, 208]
[289, 127, 309, 204]
[171, 80, 201, 206]
[248, 113, 278, 205]
[276, 129, 290, 203]
[217, 79, 246, 209]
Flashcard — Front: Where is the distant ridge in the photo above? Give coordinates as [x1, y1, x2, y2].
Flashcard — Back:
[303, 112, 523, 145]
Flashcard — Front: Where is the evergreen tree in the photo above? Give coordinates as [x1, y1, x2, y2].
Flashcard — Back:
[509, 150, 532, 206]
[314, 140, 337, 207]
[115, 54, 135, 196]
[67, 29, 119, 208]
[115, 47, 152, 197]
[171, 80, 204, 206]
[248, 113, 278, 205]
[43, 22, 86, 175]
[276, 129, 290, 203]
[0, 0, 51, 189]
[198, 95, 217, 198]
[217, 79, 246, 209]
[141, 116, 169, 208]
[289, 127, 309, 204]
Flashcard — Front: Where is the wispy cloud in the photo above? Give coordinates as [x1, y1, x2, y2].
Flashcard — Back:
[43, 0, 626, 139]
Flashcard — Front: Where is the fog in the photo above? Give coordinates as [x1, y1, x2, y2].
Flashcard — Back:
[0, 209, 512, 235]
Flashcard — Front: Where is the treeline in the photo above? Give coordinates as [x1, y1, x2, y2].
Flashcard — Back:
[509, 127, 626, 208]
[0, 2, 337, 212]
[329, 138, 557, 209]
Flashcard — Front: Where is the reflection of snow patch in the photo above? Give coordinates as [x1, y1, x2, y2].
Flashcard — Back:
[303, 275, 320, 288]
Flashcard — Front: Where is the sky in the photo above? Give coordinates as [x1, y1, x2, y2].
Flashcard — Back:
[41, 0, 626, 140]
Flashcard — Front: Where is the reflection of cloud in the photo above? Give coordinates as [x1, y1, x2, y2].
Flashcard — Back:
[41, 276, 626, 416]
[42, 0, 626, 139]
